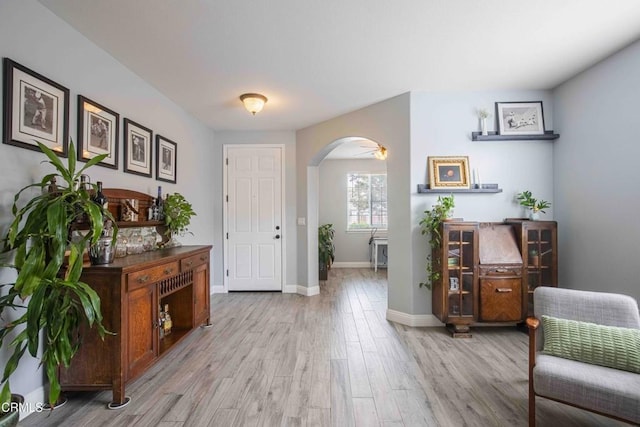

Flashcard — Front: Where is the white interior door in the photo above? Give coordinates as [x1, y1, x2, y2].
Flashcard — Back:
[225, 145, 283, 291]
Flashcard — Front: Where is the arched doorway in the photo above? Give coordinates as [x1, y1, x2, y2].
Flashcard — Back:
[306, 136, 388, 286]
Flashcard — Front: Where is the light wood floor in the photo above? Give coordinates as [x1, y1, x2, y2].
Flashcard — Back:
[23, 268, 624, 426]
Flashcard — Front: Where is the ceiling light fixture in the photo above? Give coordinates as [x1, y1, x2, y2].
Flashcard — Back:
[239, 93, 268, 115]
[374, 144, 387, 160]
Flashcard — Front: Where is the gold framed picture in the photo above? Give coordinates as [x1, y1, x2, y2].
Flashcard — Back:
[428, 156, 470, 189]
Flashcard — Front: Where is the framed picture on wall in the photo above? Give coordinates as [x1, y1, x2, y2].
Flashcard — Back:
[156, 134, 177, 183]
[496, 101, 545, 136]
[77, 95, 119, 169]
[123, 118, 153, 177]
[2, 58, 70, 157]
[428, 156, 470, 189]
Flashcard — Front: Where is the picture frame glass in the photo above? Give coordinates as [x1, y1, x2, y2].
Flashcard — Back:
[3, 58, 69, 156]
[156, 135, 177, 183]
[496, 101, 545, 136]
[124, 119, 153, 177]
[428, 156, 470, 189]
[78, 96, 119, 168]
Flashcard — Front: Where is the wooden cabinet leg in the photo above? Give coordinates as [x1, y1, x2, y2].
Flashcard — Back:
[447, 323, 473, 338]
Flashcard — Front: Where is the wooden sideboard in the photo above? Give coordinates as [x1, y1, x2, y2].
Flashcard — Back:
[59, 245, 212, 407]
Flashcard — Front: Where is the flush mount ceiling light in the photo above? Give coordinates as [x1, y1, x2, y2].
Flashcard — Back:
[239, 93, 268, 115]
[374, 144, 387, 160]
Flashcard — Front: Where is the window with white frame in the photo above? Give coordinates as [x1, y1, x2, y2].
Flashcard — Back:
[347, 173, 387, 230]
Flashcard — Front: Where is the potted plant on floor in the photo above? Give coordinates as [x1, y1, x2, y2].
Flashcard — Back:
[161, 192, 196, 247]
[516, 190, 551, 220]
[0, 142, 112, 412]
[418, 194, 455, 289]
[318, 224, 335, 281]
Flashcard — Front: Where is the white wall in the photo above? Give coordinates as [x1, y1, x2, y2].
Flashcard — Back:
[553, 39, 640, 301]
[0, 0, 215, 413]
[409, 90, 555, 315]
[213, 131, 297, 292]
[319, 159, 387, 264]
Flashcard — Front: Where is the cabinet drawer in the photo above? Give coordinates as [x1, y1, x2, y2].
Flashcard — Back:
[479, 278, 522, 322]
[479, 266, 521, 277]
[128, 262, 179, 291]
[180, 252, 209, 271]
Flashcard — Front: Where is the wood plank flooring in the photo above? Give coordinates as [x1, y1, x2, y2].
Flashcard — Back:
[22, 268, 624, 426]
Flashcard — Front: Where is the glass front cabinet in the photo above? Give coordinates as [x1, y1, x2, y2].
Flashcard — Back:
[432, 221, 479, 337]
[504, 219, 558, 314]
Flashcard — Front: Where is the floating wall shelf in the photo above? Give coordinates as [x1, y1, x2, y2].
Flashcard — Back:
[471, 131, 559, 141]
[417, 184, 503, 194]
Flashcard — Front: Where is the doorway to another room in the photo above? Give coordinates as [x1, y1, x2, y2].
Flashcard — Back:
[318, 137, 388, 278]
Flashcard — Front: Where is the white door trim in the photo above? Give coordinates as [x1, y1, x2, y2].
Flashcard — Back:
[223, 144, 286, 292]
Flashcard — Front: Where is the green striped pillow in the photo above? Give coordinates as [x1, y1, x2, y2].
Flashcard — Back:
[542, 315, 640, 374]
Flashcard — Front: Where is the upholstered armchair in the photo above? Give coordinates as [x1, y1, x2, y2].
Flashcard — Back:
[527, 287, 640, 426]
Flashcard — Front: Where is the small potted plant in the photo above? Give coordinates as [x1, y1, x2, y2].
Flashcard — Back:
[162, 192, 196, 247]
[318, 224, 335, 281]
[418, 195, 455, 289]
[529, 249, 540, 267]
[0, 142, 111, 412]
[516, 190, 551, 220]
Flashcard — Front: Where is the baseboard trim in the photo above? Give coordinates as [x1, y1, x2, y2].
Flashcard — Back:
[283, 284, 297, 293]
[331, 262, 371, 268]
[20, 384, 46, 421]
[212, 285, 227, 294]
[297, 285, 320, 296]
[386, 309, 444, 327]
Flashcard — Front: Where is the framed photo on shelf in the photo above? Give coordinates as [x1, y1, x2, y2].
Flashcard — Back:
[123, 118, 153, 177]
[428, 156, 470, 189]
[2, 58, 70, 157]
[449, 277, 460, 291]
[156, 134, 177, 183]
[77, 95, 119, 169]
[496, 101, 545, 136]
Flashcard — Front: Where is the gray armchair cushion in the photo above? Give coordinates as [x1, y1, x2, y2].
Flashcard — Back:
[534, 287, 640, 351]
[534, 354, 640, 423]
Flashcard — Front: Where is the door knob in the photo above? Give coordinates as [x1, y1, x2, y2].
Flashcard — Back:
[275, 226, 280, 230]
[275, 234, 281, 239]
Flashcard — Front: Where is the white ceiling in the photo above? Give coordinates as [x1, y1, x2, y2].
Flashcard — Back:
[40, 0, 640, 132]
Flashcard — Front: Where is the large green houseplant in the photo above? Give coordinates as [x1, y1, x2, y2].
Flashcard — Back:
[418, 195, 455, 289]
[318, 224, 335, 281]
[0, 142, 112, 410]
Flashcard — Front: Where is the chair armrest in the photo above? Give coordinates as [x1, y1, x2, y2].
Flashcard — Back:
[526, 317, 539, 402]
[526, 317, 539, 330]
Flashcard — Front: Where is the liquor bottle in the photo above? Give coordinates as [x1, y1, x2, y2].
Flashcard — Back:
[79, 174, 91, 192]
[156, 186, 164, 220]
[92, 181, 108, 210]
[159, 305, 165, 339]
[163, 304, 172, 336]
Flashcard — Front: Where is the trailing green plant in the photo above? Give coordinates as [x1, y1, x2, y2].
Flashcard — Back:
[516, 190, 551, 213]
[163, 193, 196, 237]
[0, 141, 113, 410]
[318, 224, 335, 267]
[418, 195, 455, 290]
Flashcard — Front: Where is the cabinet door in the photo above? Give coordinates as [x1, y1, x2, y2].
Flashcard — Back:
[193, 263, 210, 326]
[127, 285, 157, 380]
[444, 226, 477, 321]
